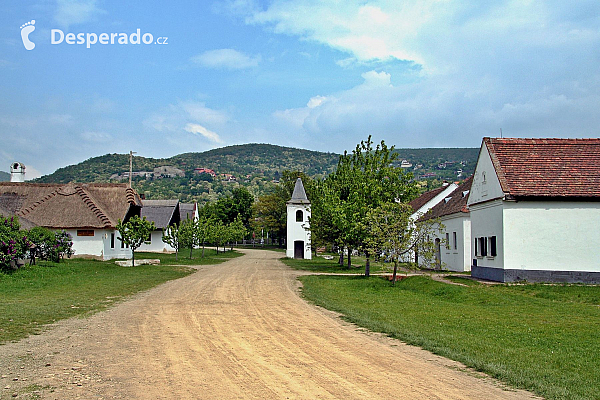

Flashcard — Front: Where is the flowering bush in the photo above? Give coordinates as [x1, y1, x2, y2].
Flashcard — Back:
[28, 227, 74, 263]
[0, 216, 31, 271]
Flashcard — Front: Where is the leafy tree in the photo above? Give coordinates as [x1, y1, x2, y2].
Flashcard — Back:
[311, 136, 419, 276]
[178, 218, 197, 259]
[0, 216, 30, 271]
[227, 215, 247, 250]
[209, 220, 227, 254]
[116, 215, 156, 266]
[162, 224, 182, 260]
[195, 216, 214, 258]
[362, 203, 442, 284]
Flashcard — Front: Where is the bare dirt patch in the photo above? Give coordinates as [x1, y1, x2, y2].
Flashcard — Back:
[0, 249, 539, 399]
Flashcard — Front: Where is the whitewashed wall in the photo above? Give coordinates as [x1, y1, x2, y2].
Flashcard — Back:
[286, 204, 312, 259]
[65, 229, 131, 260]
[423, 215, 471, 272]
[469, 199, 505, 269]
[503, 201, 600, 272]
[139, 231, 174, 253]
[468, 145, 504, 206]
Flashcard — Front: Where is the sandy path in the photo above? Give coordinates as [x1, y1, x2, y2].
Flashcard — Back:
[0, 249, 539, 399]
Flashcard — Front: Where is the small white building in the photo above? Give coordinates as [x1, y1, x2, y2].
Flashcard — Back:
[286, 178, 311, 259]
[418, 177, 473, 272]
[468, 137, 600, 283]
[10, 162, 26, 183]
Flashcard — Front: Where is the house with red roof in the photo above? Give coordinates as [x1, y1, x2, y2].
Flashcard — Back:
[467, 138, 600, 283]
[418, 176, 473, 272]
[401, 182, 458, 263]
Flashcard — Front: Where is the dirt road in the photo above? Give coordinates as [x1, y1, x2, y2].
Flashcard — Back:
[0, 249, 538, 399]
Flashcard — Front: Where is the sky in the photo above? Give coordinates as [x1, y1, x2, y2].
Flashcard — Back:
[1, 1, 600, 178]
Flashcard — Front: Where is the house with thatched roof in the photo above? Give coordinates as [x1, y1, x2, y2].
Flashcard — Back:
[139, 199, 180, 252]
[138, 200, 199, 252]
[0, 182, 142, 260]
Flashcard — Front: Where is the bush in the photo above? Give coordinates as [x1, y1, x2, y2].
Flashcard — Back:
[28, 227, 74, 263]
[0, 216, 31, 271]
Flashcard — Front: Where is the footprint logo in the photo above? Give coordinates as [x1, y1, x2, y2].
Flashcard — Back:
[20, 20, 36, 50]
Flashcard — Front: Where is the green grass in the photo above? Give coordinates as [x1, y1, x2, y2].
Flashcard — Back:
[0, 249, 239, 344]
[281, 255, 393, 274]
[299, 275, 600, 400]
[136, 247, 242, 265]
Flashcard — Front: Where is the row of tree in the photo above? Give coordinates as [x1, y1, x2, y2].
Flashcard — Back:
[252, 136, 443, 281]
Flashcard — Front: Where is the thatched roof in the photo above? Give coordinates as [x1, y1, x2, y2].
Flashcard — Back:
[0, 182, 142, 229]
[179, 203, 196, 221]
[141, 199, 180, 229]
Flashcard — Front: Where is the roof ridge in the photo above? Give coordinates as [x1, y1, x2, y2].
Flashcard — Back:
[76, 185, 113, 228]
[18, 190, 58, 217]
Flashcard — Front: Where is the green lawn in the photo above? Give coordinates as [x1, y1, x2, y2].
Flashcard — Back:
[0, 249, 240, 344]
[281, 254, 393, 274]
[299, 275, 600, 400]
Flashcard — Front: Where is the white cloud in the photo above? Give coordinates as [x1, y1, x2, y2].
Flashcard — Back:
[81, 130, 112, 143]
[191, 49, 261, 70]
[54, 0, 105, 27]
[184, 123, 223, 144]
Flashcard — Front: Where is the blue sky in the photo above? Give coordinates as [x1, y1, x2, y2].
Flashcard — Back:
[1, 1, 600, 178]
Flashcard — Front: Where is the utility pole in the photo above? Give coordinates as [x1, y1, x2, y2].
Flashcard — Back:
[129, 151, 137, 188]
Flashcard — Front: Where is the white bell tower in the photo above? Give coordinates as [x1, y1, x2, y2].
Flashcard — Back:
[286, 178, 311, 259]
[10, 162, 26, 183]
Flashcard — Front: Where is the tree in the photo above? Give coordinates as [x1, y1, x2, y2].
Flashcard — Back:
[227, 215, 247, 250]
[178, 218, 197, 259]
[311, 136, 419, 276]
[363, 203, 442, 284]
[116, 215, 156, 267]
[209, 220, 227, 254]
[162, 224, 182, 260]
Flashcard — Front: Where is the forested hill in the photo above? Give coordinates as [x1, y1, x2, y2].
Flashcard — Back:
[35, 144, 339, 184]
[0, 171, 9, 182]
[33, 143, 479, 203]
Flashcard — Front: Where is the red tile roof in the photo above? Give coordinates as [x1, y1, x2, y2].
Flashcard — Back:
[419, 176, 473, 221]
[409, 184, 451, 213]
[484, 138, 600, 198]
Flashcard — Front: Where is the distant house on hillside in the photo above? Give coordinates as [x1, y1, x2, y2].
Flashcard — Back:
[153, 166, 185, 178]
[0, 182, 142, 260]
[468, 137, 600, 283]
[194, 168, 216, 177]
[418, 177, 473, 272]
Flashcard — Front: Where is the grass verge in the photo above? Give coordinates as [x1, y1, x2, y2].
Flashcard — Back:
[281, 255, 392, 274]
[299, 275, 600, 400]
[0, 249, 239, 344]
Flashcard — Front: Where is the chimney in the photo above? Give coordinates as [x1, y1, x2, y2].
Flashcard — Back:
[10, 162, 26, 183]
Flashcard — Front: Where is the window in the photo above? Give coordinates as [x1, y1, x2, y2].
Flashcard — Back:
[475, 237, 487, 257]
[488, 236, 497, 257]
[77, 229, 94, 236]
[453, 232, 457, 250]
[110, 233, 115, 249]
[445, 233, 450, 249]
[296, 210, 303, 222]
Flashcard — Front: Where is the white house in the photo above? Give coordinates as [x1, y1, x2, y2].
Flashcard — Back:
[418, 177, 473, 272]
[468, 137, 600, 283]
[0, 182, 142, 260]
[139, 199, 180, 252]
[401, 182, 458, 263]
[286, 178, 311, 259]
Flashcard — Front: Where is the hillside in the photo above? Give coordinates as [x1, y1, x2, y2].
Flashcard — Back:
[34, 143, 479, 203]
[0, 171, 9, 182]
